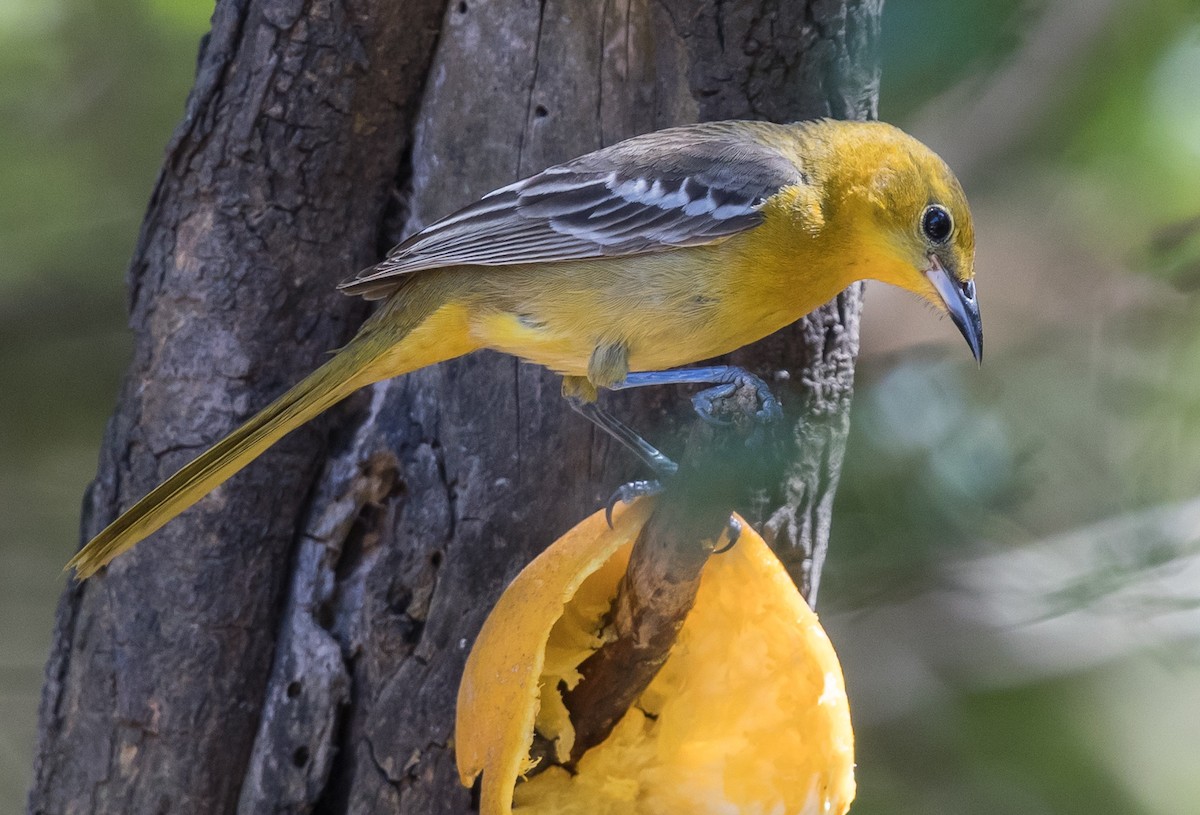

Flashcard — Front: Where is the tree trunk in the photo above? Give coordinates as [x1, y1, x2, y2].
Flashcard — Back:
[30, 1, 880, 813]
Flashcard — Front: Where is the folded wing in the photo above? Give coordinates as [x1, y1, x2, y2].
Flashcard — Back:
[339, 122, 806, 299]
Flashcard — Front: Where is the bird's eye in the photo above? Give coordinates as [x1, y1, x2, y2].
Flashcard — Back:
[921, 205, 953, 244]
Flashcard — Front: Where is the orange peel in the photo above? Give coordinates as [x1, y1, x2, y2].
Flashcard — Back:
[456, 499, 855, 815]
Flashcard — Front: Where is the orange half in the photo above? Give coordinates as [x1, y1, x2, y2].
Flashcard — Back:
[456, 499, 855, 815]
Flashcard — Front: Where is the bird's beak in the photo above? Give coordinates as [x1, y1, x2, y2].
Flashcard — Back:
[926, 254, 983, 363]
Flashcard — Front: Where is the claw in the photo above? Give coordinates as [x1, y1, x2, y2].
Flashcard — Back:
[691, 373, 782, 427]
[691, 384, 738, 426]
[711, 515, 741, 554]
[755, 389, 783, 423]
[605, 479, 663, 527]
[744, 374, 783, 422]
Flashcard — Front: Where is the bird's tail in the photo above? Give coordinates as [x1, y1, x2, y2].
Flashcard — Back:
[68, 282, 472, 578]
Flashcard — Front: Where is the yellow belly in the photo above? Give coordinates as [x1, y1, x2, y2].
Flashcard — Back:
[456, 202, 855, 381]
[470, 305, 781, 376]
[462, 247, 839, 377]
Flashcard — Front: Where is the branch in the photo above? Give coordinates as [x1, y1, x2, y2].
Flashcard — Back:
[563, 384, 778, 764]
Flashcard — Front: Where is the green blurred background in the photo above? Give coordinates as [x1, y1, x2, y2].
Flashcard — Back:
[2, 0, 1199, 811]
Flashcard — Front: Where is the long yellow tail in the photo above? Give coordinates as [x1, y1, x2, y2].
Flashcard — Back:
[67, 344, 380, 578]
[69, 282, 472, 579]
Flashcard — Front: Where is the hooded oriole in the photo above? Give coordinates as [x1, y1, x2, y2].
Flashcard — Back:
[68, 119, 981, 578]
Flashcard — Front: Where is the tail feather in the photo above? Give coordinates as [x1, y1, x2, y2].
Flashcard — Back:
[69, 275, 477, 579]
[68, 346, 384, 578]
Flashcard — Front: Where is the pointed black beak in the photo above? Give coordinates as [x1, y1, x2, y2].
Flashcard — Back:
[926, 254, 983, 363]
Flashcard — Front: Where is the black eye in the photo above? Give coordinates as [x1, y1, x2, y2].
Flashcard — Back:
[922, 205, 953, 244]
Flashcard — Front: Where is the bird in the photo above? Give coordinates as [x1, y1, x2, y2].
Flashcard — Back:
[67, 118, 981, 578]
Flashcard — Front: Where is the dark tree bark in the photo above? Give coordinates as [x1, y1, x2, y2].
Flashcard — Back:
[31, 1, 881, 813]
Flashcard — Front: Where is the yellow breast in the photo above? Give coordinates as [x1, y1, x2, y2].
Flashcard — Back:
[464, 186, 854, 379]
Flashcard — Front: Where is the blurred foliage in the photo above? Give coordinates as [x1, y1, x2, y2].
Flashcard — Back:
[2, 0, 1200, 812]
[879, 0, 1029, 119]
[828, 1, 1200, 813]
[0, 0, 208, 465]
[1064, 5, 1200, 224]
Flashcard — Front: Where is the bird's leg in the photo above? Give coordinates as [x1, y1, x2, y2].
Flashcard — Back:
[570, 345, 678, 525]
[610, 366, 783, 426]
[566, 398, 676, 527]
[567, 365, 777, 540]
[567, 399, 679, 477]
[606, 366, 781, 548]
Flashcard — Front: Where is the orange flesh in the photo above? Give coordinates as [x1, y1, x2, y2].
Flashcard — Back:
[456, 501, 855, 815]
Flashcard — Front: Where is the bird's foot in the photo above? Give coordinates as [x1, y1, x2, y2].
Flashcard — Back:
[609, 365, 783, 428]
[691, 370, 783, 427]
[605, 479, 664, 528]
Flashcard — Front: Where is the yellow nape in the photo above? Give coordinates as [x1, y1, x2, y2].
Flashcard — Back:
[456, 501, 855, 815]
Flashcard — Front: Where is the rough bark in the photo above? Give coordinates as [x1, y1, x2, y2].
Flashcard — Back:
[32, 0, 881, 813]
[29, 1, 445, 812]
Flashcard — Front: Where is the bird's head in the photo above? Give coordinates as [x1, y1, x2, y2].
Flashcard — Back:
[822, 122, 981, 361]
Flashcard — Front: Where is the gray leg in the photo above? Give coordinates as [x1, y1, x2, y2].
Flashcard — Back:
[610, 366, 783, 425]
[567, 399, 678, 476]
[566, 400, 674, 529]
[570, 367, 775, 546]
[609, 367, 771, 550]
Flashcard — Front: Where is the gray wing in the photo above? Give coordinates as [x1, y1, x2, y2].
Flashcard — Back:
[340, 122, 806, 299]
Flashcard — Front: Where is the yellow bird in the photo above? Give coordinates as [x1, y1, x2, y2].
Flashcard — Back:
[68, 119, 981, 578]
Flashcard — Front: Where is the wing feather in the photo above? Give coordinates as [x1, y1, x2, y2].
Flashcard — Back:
[341, 121, 806, 298]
